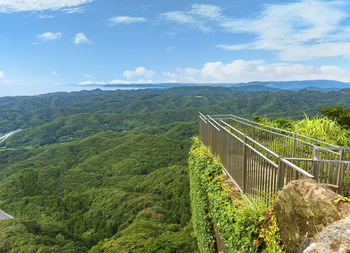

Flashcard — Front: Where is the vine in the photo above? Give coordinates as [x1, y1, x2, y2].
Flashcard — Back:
[256, 205, 284, 252]
[188, 139, 217, 253]
[189, 137, 284, 253]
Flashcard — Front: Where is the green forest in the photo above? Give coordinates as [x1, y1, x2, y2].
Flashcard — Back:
[0, 87, 349, 252]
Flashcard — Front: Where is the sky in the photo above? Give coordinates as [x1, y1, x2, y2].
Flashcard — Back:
[2, 0, 350, 96]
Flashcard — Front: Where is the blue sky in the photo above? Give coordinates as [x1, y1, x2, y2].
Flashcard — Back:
[1, 0, 350, 95]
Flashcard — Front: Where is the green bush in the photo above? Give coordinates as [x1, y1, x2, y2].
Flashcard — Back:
[322, 105, 350, 129]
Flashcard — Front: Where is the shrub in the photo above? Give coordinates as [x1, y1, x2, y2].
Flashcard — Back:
[293, 115, 349, 146]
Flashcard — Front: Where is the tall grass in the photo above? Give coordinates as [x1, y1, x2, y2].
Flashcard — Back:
[293, 115, 349, 146]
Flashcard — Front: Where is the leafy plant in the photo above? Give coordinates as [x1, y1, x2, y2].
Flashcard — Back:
[322, 105, 350, 129]
[255, 204, 284, 253]
[293, 115, 349, 146]
[189, 137, 284, 252]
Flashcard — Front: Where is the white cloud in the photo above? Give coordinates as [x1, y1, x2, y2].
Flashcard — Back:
[37, 14, 54, 19]
[217, 44, 249, 51]
[163, 1, 350, 61]
[161, 5, 221, 32]
[109, 16, 147, 25]
[83, 74, 94, 79]
[162, 11, 196, 24]
[162, 60, 350, 83]
[62, 7, 85, 14]
[161, 71, 177, 79]
[74, 33, 93, 45]
[110, 79, 153, 84]
[78, 67, 155, 86]
[78, 79, 153, 86]
[35, 32, 62, 44]
[123, 67, 155, 80]
[0, 0, 93, 13]
[78, 80, 106, 85]
[189, 4, 223, 20]
[0, 71, 8, 83]
[51, 71, 58, 76]
[218, 0, 350, 60]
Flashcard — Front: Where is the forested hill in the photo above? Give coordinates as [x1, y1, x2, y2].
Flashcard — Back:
[1, 87, 350, 135]
[0, 87, 349, 252]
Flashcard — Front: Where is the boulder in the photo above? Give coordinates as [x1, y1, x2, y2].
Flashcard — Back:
[273, 178, 350, 253]
[303, 215, 350, 253]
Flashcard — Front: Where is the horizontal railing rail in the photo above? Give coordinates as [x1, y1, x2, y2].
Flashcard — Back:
[217, 114, 339, 148]
[313, 147, 350, 162]
[199, 113, 317, 202]
[214, 114, 346, 162]
[199, 113, 350, 202]
[286, 157, 350, 195]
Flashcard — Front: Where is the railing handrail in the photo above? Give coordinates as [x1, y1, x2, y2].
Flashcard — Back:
[229, 114, 338, 147]
[198, 112, 350, 201]
[207, 119, 220, 131]
[280, 158, 314, 177]
[210, 114, 339, 148]
[220, 114, 317, 147]
[219, 119, 279, 159]
[314, 147, 350, 151]
[219, 121, 278, 168]
[286, 157, 350, 164]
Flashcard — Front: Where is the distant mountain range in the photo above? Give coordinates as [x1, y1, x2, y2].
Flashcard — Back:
[86, 79, 350, 92]
[234, 80, 350, 92]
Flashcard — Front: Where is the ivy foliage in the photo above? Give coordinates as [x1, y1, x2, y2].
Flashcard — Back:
[188, 140, 217, 253]
[189, 137, 284, 253]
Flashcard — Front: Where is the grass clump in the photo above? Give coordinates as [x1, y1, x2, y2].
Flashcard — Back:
[294, 115, 349, 146]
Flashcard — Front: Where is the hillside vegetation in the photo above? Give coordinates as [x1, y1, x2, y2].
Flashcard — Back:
[189, 138, 283, 252]
[254, 105, 350, 146]
[0, 87, 349, 251]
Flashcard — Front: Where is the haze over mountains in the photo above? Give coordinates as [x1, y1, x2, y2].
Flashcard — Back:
[75, 80, 350, 94]
[3, 79, 349, 98]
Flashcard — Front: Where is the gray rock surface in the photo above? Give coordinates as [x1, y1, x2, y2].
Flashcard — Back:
[303, 215, 350, 253]
[273, 178, 350, 253]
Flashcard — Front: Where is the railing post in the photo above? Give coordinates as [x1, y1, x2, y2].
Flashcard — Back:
[338, 150, 344, 194]
[252, 122, 255, 140]
[277, 157, 283, 189]
[292, 132, 296, 157]
[198, 112, 201, 143]
[340, 149, 344, 161]
[243, 135, 247, 193]
[312, 147, 319, 177]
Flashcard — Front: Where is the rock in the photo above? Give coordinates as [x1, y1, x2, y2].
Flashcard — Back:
[303, 215, 350, 253]
[321, 183, 339, 193]
[217, 175, 242, 200]
[273, 178, 350, 253]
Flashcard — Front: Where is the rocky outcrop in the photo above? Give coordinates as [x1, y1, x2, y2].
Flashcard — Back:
[304, 215, 350, 253]
[273, 178, 350, 253]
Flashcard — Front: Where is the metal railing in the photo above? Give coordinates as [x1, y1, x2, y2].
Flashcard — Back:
[285, 147, 350, 195]
[199, 113, 314, 202]
[199, 113, 350, 202]
[212, 114, 343, 160]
